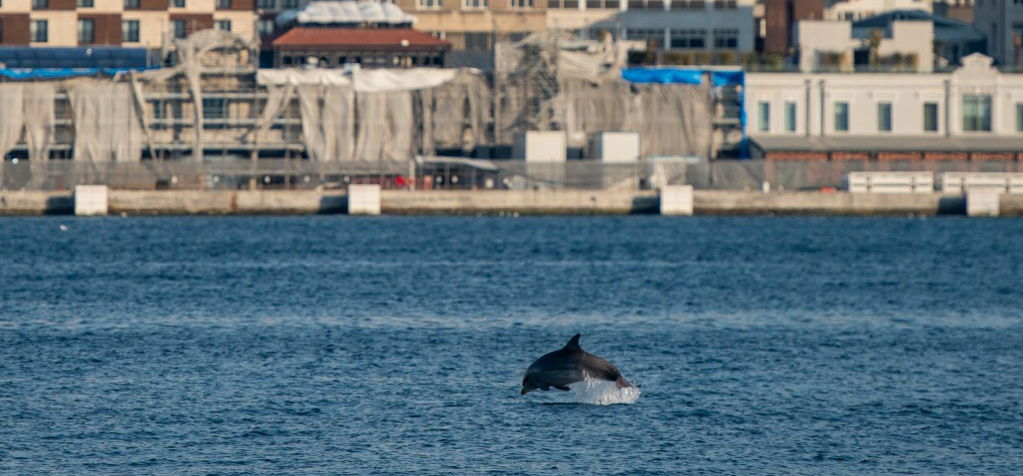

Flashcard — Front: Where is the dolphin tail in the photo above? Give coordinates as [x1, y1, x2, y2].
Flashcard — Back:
[615, 376, 633, 389]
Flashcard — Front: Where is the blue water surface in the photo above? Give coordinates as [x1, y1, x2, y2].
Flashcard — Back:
[1, 216, 1021, 474]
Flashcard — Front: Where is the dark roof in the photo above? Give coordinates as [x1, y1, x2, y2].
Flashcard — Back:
[0, 47, 152, 69]
[272, 28, 450, 52]
[750, 135, 1023, 153]
[851, 10, 985, 43]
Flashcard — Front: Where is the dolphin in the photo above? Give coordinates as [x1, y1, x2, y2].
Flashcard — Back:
[520, 334, 633, 395]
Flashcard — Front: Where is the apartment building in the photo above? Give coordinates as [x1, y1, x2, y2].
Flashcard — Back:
[0, 0, 256, 49]
[390, 0, 756, 52]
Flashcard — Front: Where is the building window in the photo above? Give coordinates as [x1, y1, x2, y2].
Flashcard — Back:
[585, 0, 617, 8]
[256, 0, 274, 8]
[922, 102, 939, 132]
[77, 19, 94, 44]
[30, 20, 47, 43]
[548, 0, 579, 7]
[462, 0, 487, 8]
[712, 0, 735, 8]
[670, 29, 706, 49]
[758, 101, 770, 132]
[877, 102, 892, 132]
[32, 0, 47, 8]
[785, 101, 797, 132]
[834, 101, 849, 132]
[216, 0, 231, 7]
[172, 19, 187, 39]
[124, 0, 139, 8]
[257, 18, 274, 36]
[962, 94, 992, 132]
[626, 28, 663, 49]
[713, 28, 738, 49]
[203, 98, 227, 119]
[172, 0, 185, 7]
[628, 0, 664, 9]
[419, 0, 443, 8]
[76, 0, 93, 7]
[215, 20, 231, 31]
[464, 32, 490, 51]
[122, 20, 140, 42]
[1016, 103, 1023, 132]
[282, 0, 298, 8]
[671, 0, 706, 9]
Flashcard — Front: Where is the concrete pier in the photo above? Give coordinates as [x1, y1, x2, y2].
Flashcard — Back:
[3, 189, 1022, 216]
[967, 190, 1001, 217]
[74, 185, 108, 216]
[660, 185, 694, 216]
[348, 185, 382, 215]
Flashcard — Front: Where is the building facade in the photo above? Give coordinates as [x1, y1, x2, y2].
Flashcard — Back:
[391, 0, 757, 52]
[974, 0, 1023, 67]
[0, 0, 256, 49]
[746, 54, 1023, 158]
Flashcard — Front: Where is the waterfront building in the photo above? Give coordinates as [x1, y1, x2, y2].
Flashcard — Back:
[0, 0, 256, 51]
[763, 0, 824, 55]
[745, 53, 1023, 159]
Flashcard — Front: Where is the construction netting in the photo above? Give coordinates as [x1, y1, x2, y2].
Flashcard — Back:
[494, 31, 714, 158]
[255, 68, 490, 161]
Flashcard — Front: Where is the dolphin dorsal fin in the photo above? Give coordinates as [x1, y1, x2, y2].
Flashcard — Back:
[564, 333, 582, 351]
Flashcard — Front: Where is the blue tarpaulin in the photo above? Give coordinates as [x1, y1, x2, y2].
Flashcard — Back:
[621, 67, 749, 158]
[0, 47, 153, 69]
[0, 67, 159, 80]
[621, 68, 704, 84]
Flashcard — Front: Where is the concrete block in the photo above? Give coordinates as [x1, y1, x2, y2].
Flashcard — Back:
[348, 184, 381, 215]
[74, 185, 108, 216]
[660, 185, 694, 216]
[941, 172, 1023, 194]
[513, 131, 566, 162]
[967, 190, 1000, 217]
[590, 132, 640, 163]
[847, 172, 933, 193]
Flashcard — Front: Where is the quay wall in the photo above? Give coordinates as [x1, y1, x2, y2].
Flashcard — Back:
[2, 189, 1022, 216]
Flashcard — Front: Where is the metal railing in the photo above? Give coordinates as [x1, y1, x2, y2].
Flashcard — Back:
[4, 158, 1023, 192]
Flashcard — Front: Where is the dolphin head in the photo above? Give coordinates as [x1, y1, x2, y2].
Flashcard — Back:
[520, 375, 538, 395]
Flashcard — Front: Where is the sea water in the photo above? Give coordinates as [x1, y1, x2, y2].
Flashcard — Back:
[1, 216, 1021, 474]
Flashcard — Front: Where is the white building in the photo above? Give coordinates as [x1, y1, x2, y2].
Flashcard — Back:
[974, 0, 1023, 67]
[825, 0, 932, 21]
[798, 19, 934, 72]
[745, 53, 1023, 158]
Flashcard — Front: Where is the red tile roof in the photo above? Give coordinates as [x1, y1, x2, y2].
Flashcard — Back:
[273, 28, 451, 52]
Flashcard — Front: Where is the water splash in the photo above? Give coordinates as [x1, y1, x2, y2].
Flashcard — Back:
[567, 378, 641, 405]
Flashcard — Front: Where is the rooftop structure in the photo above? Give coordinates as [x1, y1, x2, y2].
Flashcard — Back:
[271, 27, 450, 67]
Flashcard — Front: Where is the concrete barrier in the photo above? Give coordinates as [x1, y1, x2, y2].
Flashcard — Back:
[74, 185, 108, 216]
[660, 185, 694, 216]
[942, 172, 1023, 194]
[348, 184, 382, 215]
[0, 191, 73, 215]
[381, 189, 658, 215]
[967, 190, 1000, 217]
[847, 172, 933, 193]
